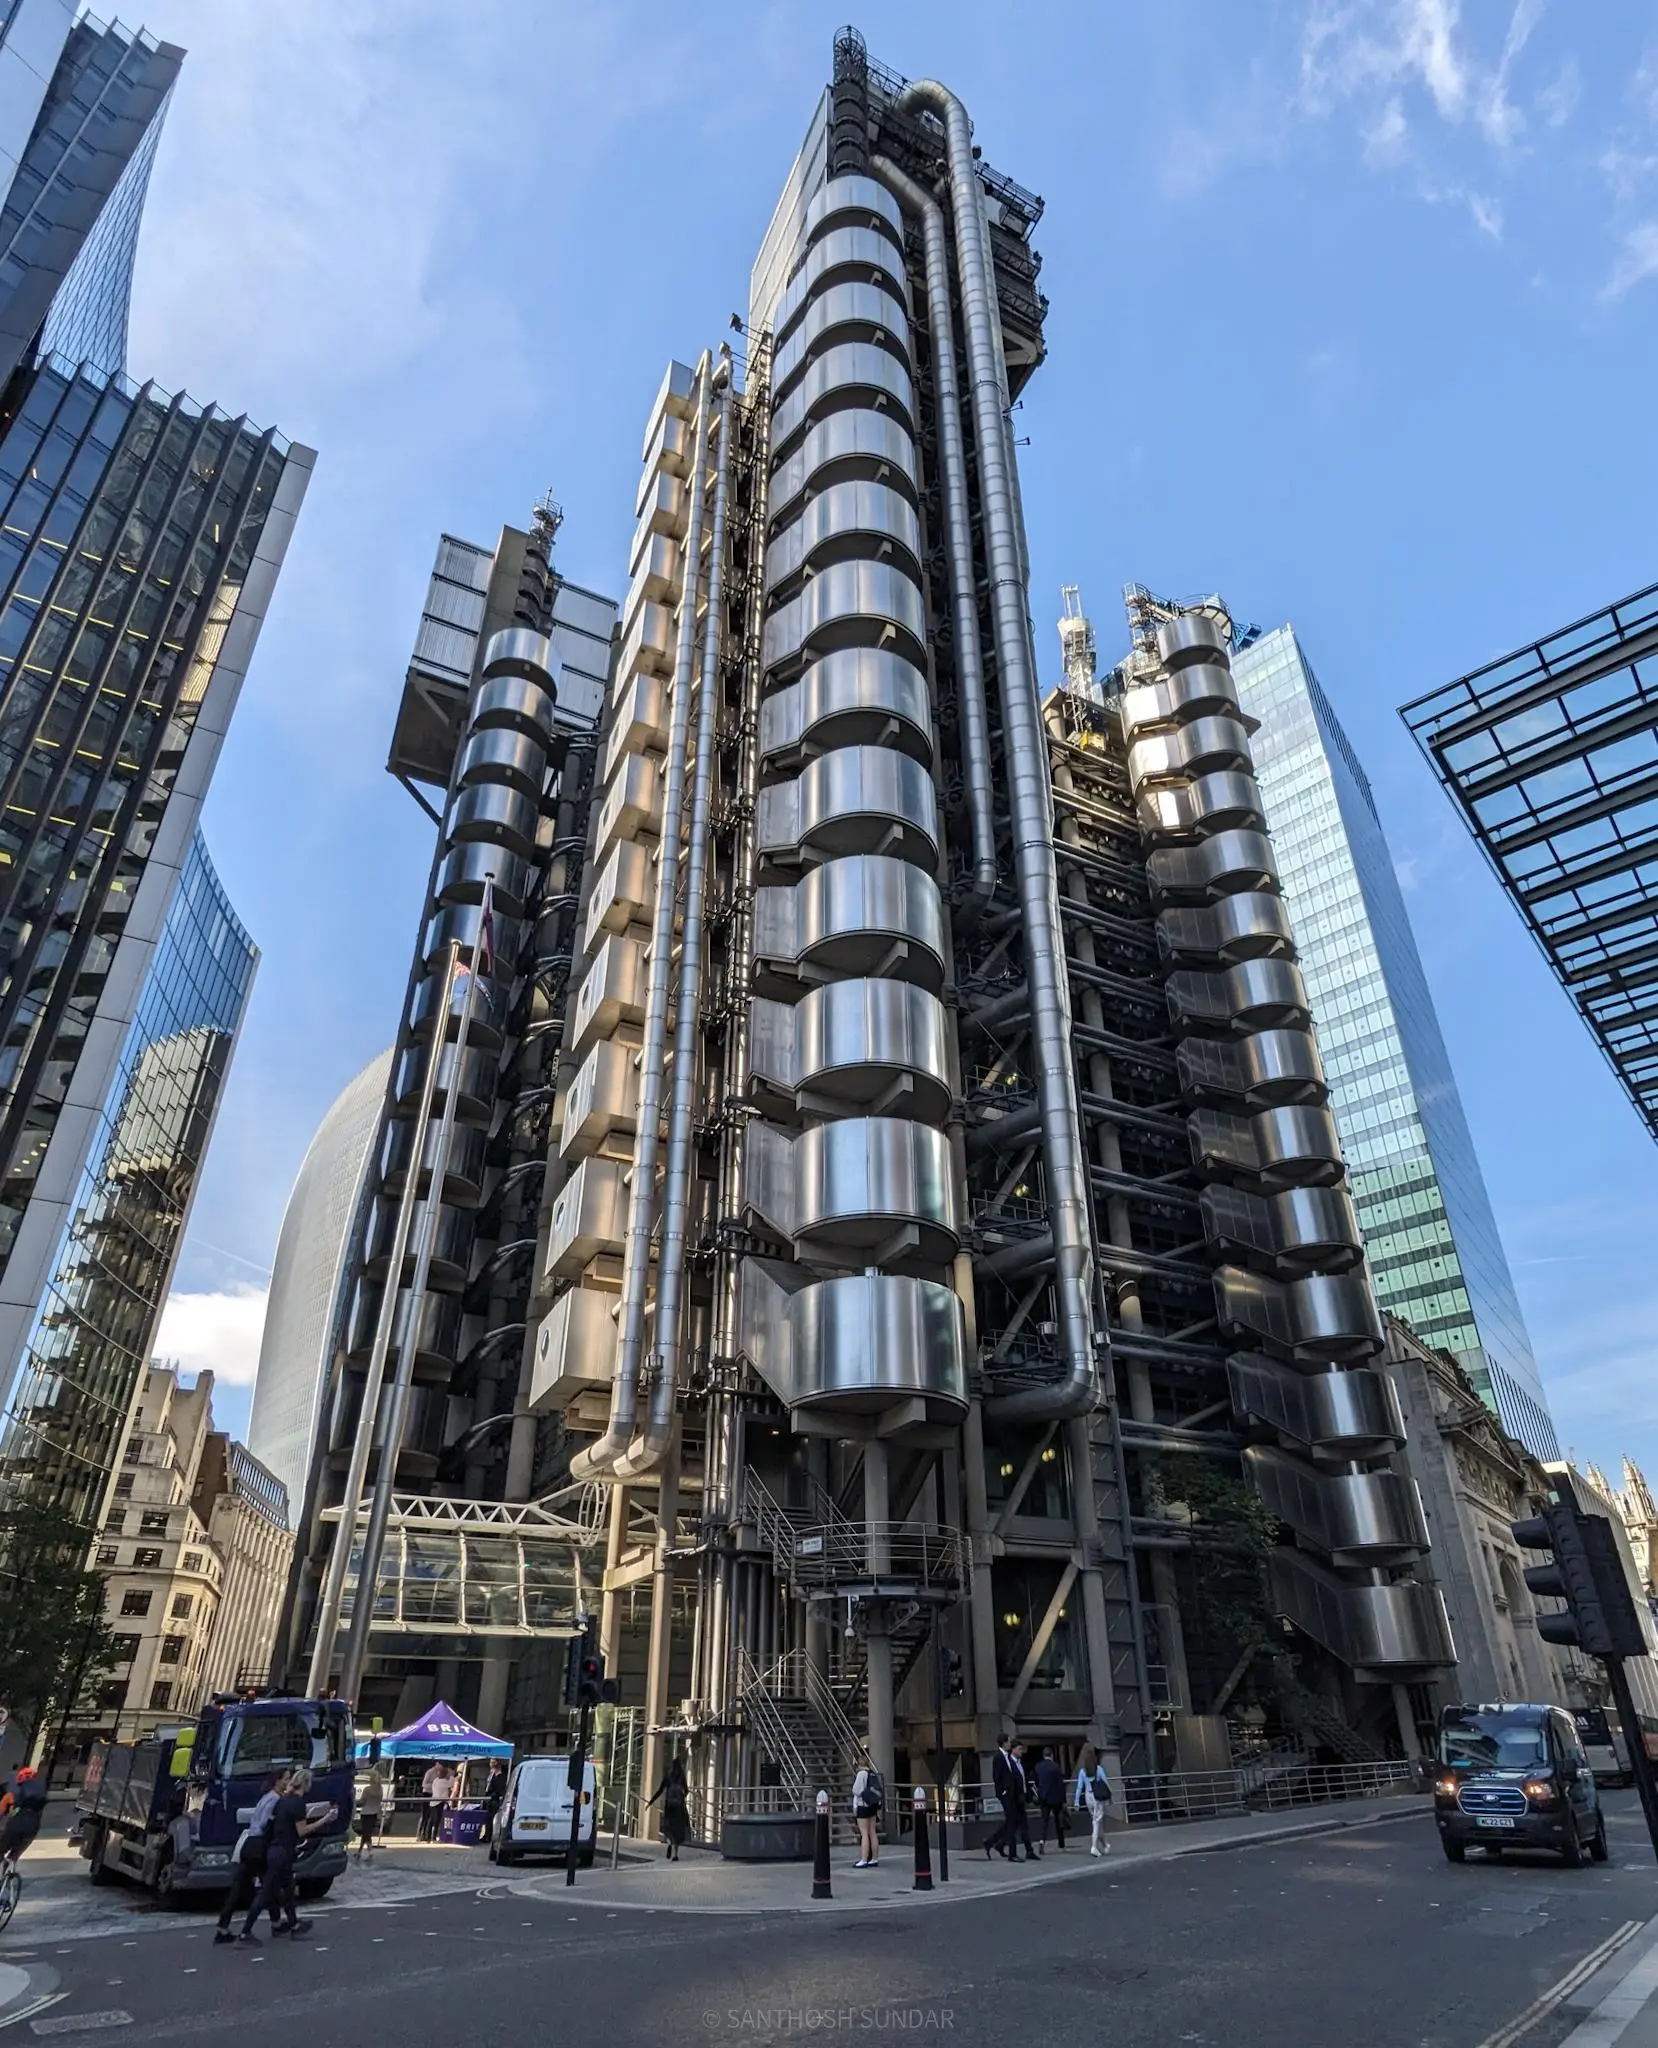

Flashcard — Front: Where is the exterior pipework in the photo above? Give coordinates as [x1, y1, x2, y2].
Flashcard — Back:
[895, 79, 1098, 1420]
[870, 154, 997, 921]
[571, 358, 713, 1484]
[339, 919, 486, 1706]
[305, 939, 460, 1696]
[616, 363, 736, 1481]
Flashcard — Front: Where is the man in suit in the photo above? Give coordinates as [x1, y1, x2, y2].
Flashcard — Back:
[985, 1737, 1018, 1861]
[1006, 1741, 1038, 1862]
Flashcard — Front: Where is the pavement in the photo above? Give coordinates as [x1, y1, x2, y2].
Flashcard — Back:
[4, 1790, 1658, 2044]
[0, 1788, 1427, 1941]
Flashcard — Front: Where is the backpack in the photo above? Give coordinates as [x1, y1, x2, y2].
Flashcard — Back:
[1091, 1768, 1112, 1805]
[856, 1768, 885, 1817]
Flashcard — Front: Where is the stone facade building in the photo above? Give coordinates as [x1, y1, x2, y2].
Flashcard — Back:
[1386, 1317, 1658, 1730]
[192, 1433, 291, 1698]
[91, 1366, 224, 1742]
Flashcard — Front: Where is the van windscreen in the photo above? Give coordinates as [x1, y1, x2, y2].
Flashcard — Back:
[1440, 1709, 1548, 1771]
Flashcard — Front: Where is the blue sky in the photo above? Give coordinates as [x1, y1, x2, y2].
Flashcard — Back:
[133, 0, 1658, 1478]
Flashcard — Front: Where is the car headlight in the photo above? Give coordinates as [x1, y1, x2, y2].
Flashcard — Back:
[1434, 1775, 1458, 1797]
[194, 1849, 230, 1866]
[1523, 1780, 1558, 1803]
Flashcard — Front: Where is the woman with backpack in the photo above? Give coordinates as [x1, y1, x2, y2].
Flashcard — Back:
[850, 1751, 884, 1869]
[1074, 1744, 1113, 1857]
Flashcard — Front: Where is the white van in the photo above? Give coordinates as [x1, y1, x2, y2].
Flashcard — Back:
[488, 1755, 598, 1866]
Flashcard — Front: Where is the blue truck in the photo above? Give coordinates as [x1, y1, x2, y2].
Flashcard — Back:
[75, 1695, 355, 1900]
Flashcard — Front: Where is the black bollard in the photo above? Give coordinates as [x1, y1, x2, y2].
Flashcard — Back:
[812, 1788, 833, 1900]
[912, 1786, 933, 1892]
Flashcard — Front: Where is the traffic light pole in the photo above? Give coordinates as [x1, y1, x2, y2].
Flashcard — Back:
[565, 1697, 592, 1888]
[1603, 1654, 1658, 1863]
[930, 1621, 949, 1884]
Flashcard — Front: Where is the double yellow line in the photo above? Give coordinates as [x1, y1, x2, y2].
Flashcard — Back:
[1477, 1918, 1647, 2048]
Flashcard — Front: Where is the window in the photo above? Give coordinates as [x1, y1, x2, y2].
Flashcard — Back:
[133, 1547, 163, 1569]
[99, 1682, 127, 1710]
[158, 1636, 184, 1665]
[96, 1545, 118, 1566]
[123, 1440, 140, 1463]
[113, 1475, 132, 1497]
[139, 1510, 168, 1536]
[148, 1682, 172, 1711]
[110, 1634, 140, 1663]
[182, 1552, 203, 1573]
[119, 1589, 152, 1617]
[170, 1593, 192, 1620]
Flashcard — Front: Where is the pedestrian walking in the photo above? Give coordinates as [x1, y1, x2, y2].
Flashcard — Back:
[645, 1754, 690, 1861]
[985, 1735, 1018, 1861]
[420, 1760, 455, 1843]
[355, 1759, 388, 1862]
[215, 1771, 287, 1943]
[1033, 1747, 1067, 1850]
[1073, 1743, 1113, 1857]
[240, 1768, 337, 1943]
[1004, 1742, 1037, 1862]
[850, 1751, 884, 1869]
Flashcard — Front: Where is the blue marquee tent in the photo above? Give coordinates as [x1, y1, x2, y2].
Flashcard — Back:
[355, 1699, 512, 1762]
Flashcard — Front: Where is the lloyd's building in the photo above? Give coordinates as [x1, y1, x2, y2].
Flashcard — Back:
[286, 30, 1453, 1830]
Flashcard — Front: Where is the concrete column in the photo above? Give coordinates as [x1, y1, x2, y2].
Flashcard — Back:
[962, 1399, 1003, 1764]
[638, 1431, 681, 1808]
[599, 1482, 630, 1667]
[863, 1440, 895, 1787]
[475, 1649, 511, 1737]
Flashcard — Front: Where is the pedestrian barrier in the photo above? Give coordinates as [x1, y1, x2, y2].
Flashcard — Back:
[1117, 1756, 1417, 1825]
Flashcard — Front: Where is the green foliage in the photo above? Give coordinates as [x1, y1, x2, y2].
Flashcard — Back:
[1148, 1456, 1281, 1708]
[0, 1501, 119, 1745]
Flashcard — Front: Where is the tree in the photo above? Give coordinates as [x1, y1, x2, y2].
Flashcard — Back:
[1146, 1456, 1282, 1713]
[0, 1501, 119, 1750]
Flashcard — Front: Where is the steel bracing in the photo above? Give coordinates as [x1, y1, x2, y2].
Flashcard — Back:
[1402, 581, 1658, 1141]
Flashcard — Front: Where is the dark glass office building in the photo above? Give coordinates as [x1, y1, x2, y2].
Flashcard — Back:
[0, 4, 312, 1407]
[0, 830, 254, 1525]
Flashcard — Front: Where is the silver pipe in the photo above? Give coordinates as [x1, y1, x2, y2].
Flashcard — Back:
[571, 354, 713, 1483]
[340, 905, 488, 1705]
[896, 80, 1098, 1422]
[870, 154, 996, 920]
[306, 938, 460, 1696]
[616, 362, 736, 1481]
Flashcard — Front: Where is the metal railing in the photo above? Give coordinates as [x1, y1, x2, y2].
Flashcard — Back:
[1118, 1757, 1418, 1825]
[785, 1521, 967, 1595]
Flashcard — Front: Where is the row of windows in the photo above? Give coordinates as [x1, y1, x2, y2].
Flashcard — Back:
[115, 1586, 196, 1618]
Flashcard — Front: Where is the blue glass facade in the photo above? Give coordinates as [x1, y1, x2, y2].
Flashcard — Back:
[40, 83, 169, 378]
[0, 14, 179, 388]
[1232, 625, 1559, 1460]
[0, 830, 255, 1525]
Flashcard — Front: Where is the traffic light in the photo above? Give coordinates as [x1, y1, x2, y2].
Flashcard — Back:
[562, 1618, 595, 1708]
[576, 1648, 604, 1709]
[1511, 1500, 1647, 1659]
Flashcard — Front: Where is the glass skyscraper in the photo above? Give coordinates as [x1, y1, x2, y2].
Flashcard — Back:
[1231, 625, 1559, 1458]
[0, 830, 255, 1526]
[0, 6, 312, 1402]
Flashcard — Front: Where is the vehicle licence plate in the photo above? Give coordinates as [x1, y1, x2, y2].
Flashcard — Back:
[1476, 1817, 1517, 1829]
[520, 1820, 548, 1831]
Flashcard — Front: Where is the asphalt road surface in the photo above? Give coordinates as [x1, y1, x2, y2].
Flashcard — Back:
[9, 1793, 1657, 2048]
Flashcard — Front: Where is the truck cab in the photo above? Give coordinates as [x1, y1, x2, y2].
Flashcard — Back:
[1434, 1702, 1607, 1867]
[77, 1697, 356, 1899]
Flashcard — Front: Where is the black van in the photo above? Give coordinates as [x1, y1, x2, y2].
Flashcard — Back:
[1435, 1703, 1607, 1865]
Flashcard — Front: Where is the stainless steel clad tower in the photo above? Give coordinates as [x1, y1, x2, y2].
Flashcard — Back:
[291, 31, 1451, 1808]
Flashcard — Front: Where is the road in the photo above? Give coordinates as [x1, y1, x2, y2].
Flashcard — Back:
[4, 1793, 1656, 2047]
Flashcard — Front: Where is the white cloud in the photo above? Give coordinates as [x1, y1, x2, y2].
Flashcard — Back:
[153, 1285, 269, 1389]
[1295, 0, 1585, 237]
[1602, 220, 1658, 299]
[1467, 190, 1504, 237]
